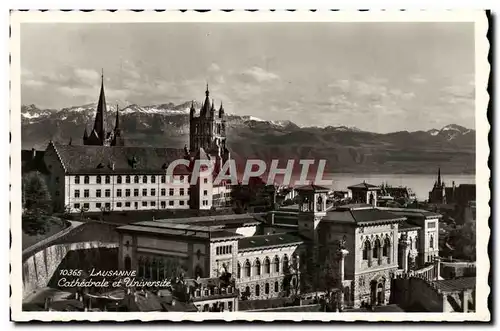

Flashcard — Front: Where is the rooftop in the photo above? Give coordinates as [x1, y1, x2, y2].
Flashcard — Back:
[379, 207, 442, 219]
[322, 206, 404, 225]
[398, 220, 422, 232]
[238, 232, 304, 251]
[164, 213, 263, 228]
[116, 220, 242, 240]
[294, 184, 330, 193]
[50, 142, 190, 175]
[347, 182, 380, 190]
[431, 277, 476, 293]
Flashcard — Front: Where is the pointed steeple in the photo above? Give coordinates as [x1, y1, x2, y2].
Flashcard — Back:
[111, 104, 125, 146]
[219, 101, 225, 118]
[201, 83, 211, 116]
[92, 68, 107, 144]
[437, 167, 441, 187]
[114, 104, 120, 131]
[190, 100, 195, 118]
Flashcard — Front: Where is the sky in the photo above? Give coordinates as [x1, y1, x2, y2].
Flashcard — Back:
[20, 22, 475, 132]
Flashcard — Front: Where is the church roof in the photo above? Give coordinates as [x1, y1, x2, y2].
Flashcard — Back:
[50, 142, 189, 175]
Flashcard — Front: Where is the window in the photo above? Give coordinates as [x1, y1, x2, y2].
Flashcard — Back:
[265, 283, 270, 294]
[180, 188, 185, 196]
[169, 188, 174, 196]
[245, 260, 251, 277]
[142, 189, 147, 196]
[83, 203, 89, 209]
[204, 190, 208, 196]
[151, 201, 156, 207]
[161, 201, 166, 208]
[161, 175, 166, 183]
[151, 176, 156, 183]
[237, 263, 241, 278]
[125, 189, 131, 197]
[204, 178, 208, 184]
[255, 284, 260, 297]
[274, 256, 280, 273]
[55, 177, 60, 184]
[373, 239, 381, 259]
[142, 201, 147, 207]
[363, 241, 371, 260]
[264, 257, 270, 274]
[96, 203, 102, 209]
[84, 189, 90, 198]
[255, 259, 261, 276]
[74, 190, 80, 198]
[180, 175, 184, 181]
[105, 175, 111, 184]
[151, 189, 156, 196]
[283, 255, 289, 273]
[74, 203, 80, 209]
[292, 254, 298, 269]
[117, 189, 122, 197]
[169, 201, 174, 206]
[74, 176, 80, 184]
[430, 235, 434, 249]
[274, 281, 279, 293]
[105, 202, 110, 209]
[117, 175, 122, 184]
[143, 175, 148, 184]
[228, 302, 233, 312]
[96, 189, 102, 198]
[125, 202, 131, 207]
[134, 189, 139, 197]
[180, 200, 185, 206]
[96, 175, 102, 184]
[84, 175, 90, 184]
[161, 188, 166, 196]
[117, 202, 122, 207]
[126, 175, 131, 184]
[105, 189, 111, 197]
[383, 237, 391, 257]
[134, 175, 139, 184]
[428, 222, 436, 229]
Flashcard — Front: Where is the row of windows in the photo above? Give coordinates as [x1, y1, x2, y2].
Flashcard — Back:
[362, 238, 391, 261]
[73, 200, 187, 210]
[216, 245, 232, 255]
[243, 282, 282, 297]
[74, 188, 188, 198]
[237, 255, 298, 278]
[74, 175, 187, 185]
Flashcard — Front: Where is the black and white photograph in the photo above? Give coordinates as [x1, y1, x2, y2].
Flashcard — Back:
[9, 10, 490, 322]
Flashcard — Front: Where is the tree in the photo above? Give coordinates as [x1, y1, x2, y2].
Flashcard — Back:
[22, 171, 52, 235]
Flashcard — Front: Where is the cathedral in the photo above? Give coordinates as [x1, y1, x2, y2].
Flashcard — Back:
[43, 73, 232, 213]
[428, 168, 446, 204]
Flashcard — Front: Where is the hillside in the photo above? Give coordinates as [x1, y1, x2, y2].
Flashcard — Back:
[21, 103, 475, 174]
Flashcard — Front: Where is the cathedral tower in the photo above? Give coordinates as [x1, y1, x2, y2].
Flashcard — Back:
[189, 84, 229, 160]
[84, 70, 108, 146]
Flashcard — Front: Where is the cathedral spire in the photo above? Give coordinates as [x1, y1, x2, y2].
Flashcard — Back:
[92, 68, 107, 144]
[114, 104, 120, 130]
[437, 167, 441, 187]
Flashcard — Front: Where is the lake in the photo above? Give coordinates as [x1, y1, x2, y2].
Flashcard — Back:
[325, 173, 476, 200]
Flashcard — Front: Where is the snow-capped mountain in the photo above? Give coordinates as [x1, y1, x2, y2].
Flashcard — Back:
[427, 124, 473, 141]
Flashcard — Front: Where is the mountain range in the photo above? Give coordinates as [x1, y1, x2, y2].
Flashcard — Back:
[21, 103, 475, 174]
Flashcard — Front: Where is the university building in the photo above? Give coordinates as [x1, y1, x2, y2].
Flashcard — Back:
[116, 183, 441, 310]
[42, 75, 232, 213]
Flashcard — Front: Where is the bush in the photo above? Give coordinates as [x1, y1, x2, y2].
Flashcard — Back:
[22, 171, 52, 235]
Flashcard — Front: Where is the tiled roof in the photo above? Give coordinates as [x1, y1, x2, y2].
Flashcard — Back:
[51, 142, 190, 175]
[295, 184, 330, 192]
[399, 220, 421, 231]
[431, 277, 476, 293]
[347, 182, 380, 190]
[238, 232, 303, 251]
[379, 208, 442, 219]
[322, 207, 404, 225]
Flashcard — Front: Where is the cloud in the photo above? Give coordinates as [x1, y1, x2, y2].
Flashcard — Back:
[22, 79, 46, 88]
[409, 74, 427, 84]
[208, 63, 220, 72]
[241, 66, 280, 82]
[74, 68, 100, 83]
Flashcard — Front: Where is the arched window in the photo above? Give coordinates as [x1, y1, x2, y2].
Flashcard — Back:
[105, 175, 111, 184]
[237, 262, 241, 279]
[292, 254, 298, 269]
[84, 175, 90, 184]
[383, 237, 391, 257]
[363, 241, 371, 260]
[117, 175, 122, 184]
[245, 260, 251, 277]
[265, 283, 270, 294]
[283, 254, 289, 273]
[96, 175, 102, 184]
[143, 175, 148, 184]
[245, 286, 251, 296]
[274, 281, 279, 293]
[430, 235, 434, 249]
[255, 284, 260, 297]
[274, 256, 280, 273]
[264, 257, 271, 274]
[124, 256, 131, 271]
[126, 175, 131, 183]
[373, 239, 381, 259]
[409, 237, 413, 250]
[255, 259, 261, 276]
[134, 175, 139, 183]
